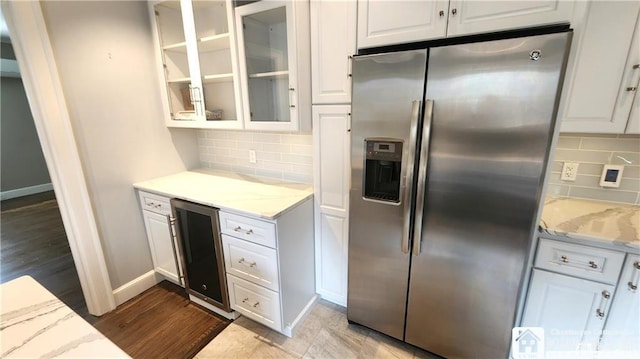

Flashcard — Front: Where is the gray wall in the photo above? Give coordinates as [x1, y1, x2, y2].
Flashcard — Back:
[40, 1, 200, 288]
[548, 134, 640, 204]
[1, 42, 51, 192]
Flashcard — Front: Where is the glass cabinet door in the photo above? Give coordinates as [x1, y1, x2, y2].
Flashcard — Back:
[154, 1, 197, 121]
[153, 0, 243, 128]
[236, 1, 298, 130]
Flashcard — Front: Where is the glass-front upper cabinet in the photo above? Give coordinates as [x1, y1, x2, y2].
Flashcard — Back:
[151, 0, 243, 129]
[235, 0, 311, 132]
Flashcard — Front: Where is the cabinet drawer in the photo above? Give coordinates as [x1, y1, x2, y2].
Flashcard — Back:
[227, 274, 282, 332]
[138, 191, 171, 216]
[222, 234, 279, 292]
[535, 238, 625, 284]
[219, 211, 276, 248]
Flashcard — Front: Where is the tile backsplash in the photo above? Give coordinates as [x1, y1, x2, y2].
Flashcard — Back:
[197, 130, 313, 183]
[548, 134, 640, 204]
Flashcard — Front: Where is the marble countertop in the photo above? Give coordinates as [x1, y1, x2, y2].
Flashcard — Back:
[540, 196, 640, 253]
[0, 276, 129, 358]
[133, 169, 313, 220]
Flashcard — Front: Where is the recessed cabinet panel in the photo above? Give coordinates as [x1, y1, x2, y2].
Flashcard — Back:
[522, 269, 614, 352]
[560, 2, 640, 133]
[144, 211, 181, 285]
[310, 0, 356, 104]
[447, 0, 575, 37]
[357, 0, 448, 49]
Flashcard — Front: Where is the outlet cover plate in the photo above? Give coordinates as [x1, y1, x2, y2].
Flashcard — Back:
[561, 162, 579, 181]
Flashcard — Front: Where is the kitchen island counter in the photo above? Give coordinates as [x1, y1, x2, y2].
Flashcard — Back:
[540, 196, 639, 254]
[0, 276, 129, 358]
[134, 169, 313, 220]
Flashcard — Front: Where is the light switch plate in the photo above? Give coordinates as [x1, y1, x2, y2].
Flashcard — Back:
[600, 165, 624, 188]
[249, 149, 257, 164]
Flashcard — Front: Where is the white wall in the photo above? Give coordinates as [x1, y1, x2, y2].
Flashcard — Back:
[40, 1, 200, 288]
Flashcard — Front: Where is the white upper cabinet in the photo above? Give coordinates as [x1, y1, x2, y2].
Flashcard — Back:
[559, 1, 640, 134]
[357, 1, 448, 49]
[447, 0, 575, 37]
[356, 0, 575, 49]
[150, 0, 244, 129]
[311, 0, 357, 104]
[235, 0, 311, 132]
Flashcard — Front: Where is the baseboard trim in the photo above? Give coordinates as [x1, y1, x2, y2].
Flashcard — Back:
[317, 290, 346, 307]
[283, 294, 320, 337]
[0, 183, 54, 201]
[112, 270, 160, 306]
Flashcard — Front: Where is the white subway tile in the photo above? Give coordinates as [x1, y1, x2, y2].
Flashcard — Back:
[291, 144, 313, 156]
[258, 160, 293, 172]
[263, 143, 292, 153]
[581, 137, 640, 152]
[255, 168, 284, 180]
[253, 133, 281, 144]
[237, 141, 264, 150]
[281, 134, 313, 145]
[257, 152, 282, 161]
[282, 153, 313, 165]
[283, 173, 312, 183]
[213, 139, 238, 148]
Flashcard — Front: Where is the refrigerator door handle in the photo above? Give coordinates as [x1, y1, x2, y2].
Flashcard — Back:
[412, 99, 433, 256]
[402, 100, 422, 254]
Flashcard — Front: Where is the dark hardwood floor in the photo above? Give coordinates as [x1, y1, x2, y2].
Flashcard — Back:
[93, 281, 231, 359]
[0, 193, 90, 320]
[1, 193, 231, 358]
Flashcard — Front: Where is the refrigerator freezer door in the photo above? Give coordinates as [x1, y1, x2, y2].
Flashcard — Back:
[405, 32, 571, 358]
[348, 49, 427, 340]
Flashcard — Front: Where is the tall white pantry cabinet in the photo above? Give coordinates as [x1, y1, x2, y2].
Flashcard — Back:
[311, 0, 356, 307]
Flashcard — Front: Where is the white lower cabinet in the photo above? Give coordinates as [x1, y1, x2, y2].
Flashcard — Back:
[221, 198, 316, 337]
[312, 105, 350, 306]
[598, 254, 640, 354]
[522, 269, 614, 351]
[137, 191, 183, 286]
[522, 238, 639, 354]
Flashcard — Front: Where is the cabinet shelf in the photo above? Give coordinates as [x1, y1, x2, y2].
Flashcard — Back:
[167, 77, 191, 84]
[248, 70, 289, 79]
[203, 73, 233, 83]
[163, 41, 187, 52]
[199, 33, 231, 52]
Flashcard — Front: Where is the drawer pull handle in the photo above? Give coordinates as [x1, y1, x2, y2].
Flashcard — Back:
[238, 257, 257, 268]
[241, 297, 259, 308]
[595, 290, 611, 319]
[560, 255, 569, 263]
[253, 301, 260, 308]
[242, 297, 249, 303]
[234, 226, 254, 235]
[628, 261, 640, 291]
[589, 261, 598, 269]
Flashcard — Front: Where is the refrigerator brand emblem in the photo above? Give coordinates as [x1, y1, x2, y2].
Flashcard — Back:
[529, 50, 542, 61]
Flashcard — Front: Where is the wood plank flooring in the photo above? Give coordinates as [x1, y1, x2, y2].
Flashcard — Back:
[1, 193, 231, 358]
[93, 281, 231, 359]
[0, 196, 90, 320]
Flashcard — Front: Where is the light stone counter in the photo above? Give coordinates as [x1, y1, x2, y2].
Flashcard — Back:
[0, 276, 129, 358]
[540, 196, 640, 253]
[133, 169, 313, 220]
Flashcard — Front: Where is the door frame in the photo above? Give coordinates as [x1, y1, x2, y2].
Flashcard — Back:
[2, 1, 115, 315]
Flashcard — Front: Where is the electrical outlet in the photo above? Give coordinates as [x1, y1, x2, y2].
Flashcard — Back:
[561, 162, 579, 181]
[249, 149, 257, 164]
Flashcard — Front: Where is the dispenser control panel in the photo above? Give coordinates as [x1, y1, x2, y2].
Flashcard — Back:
[363, 139, 403, 203]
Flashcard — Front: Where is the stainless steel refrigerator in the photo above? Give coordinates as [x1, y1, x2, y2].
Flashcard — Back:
[348, 30, 572, 358]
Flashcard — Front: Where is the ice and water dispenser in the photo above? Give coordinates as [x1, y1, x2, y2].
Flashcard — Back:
[363, 139, 403, 203]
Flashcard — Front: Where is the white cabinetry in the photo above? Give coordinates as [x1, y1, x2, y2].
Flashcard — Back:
[559, 2, 640, 134]
[521, 238, 636, 353]
[356, 0, 575, 49]
[599, 255, 640, 353]
[312, 106, 350, 306]
[137, 191, 183, 286]
[235, 0, 311, 132]
[311, 0, 356, 104]
[220, 199, 317, 337]
[150, 0, 243, 129]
